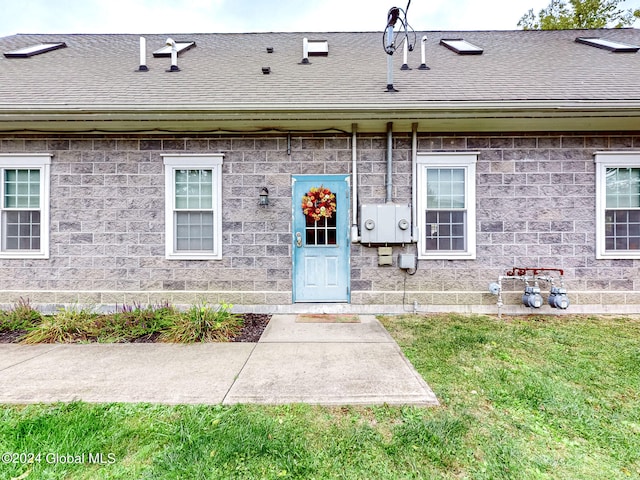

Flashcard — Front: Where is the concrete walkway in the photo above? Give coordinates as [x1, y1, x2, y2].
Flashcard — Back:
[0, 315, 438, 406]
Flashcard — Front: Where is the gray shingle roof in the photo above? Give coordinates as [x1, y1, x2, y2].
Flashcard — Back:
[0, 29, 639, 132]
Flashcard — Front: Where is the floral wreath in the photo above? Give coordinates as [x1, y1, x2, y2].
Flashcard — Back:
[302, 186, 336, 222]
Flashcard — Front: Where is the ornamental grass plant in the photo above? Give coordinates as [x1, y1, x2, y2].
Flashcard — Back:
[2, 300, 243, 344]
[21, 305, 99, 344]
[92, 302, 178, 343]
[160, 302, 242, 343]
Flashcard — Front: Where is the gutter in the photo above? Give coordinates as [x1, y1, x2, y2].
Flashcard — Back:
[1, 100, 640, 134]
[2, 99, 640, 113]
[2, 99, 640, 110]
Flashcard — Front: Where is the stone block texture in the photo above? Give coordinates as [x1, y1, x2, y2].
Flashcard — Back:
[1, 133, 639, 311]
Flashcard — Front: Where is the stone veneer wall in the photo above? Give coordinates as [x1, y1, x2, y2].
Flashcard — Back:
[0, 132, 639, 312]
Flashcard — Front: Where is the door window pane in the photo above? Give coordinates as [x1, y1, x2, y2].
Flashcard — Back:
[304, 198, 337, 246]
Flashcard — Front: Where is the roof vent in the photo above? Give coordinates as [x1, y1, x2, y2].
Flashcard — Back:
[262, 66, 271, 74]
[419, 35, 430, 70]
[401, 40, 411, 70]
[266, 47, 274, 53]
[575, 37, 639, 53]
[300, 37, 310, 64]
[138, 37, 148, 71]
[4, 42, 66, 58]
[164, 38, 180, 72]
[440, 38, 483, 55]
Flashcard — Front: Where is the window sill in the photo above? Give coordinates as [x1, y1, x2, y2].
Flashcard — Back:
[0, 252, 49, 260]
[165, 252, 222, 261]
[418, 252, 476, 260]
[596, 251, 640, 260]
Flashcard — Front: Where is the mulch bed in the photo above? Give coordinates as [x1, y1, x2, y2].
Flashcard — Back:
[0, 313, 271, 344]
[0, 329, 27, 344]
[230, 313, 271, 342]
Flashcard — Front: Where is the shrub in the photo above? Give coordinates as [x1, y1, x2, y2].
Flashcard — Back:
[161, 302, 242, 343]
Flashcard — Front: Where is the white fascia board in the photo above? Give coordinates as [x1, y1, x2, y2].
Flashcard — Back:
[2, 99, 640, 113]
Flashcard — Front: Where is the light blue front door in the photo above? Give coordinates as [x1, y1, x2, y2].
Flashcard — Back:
[292, 175, 350, 303]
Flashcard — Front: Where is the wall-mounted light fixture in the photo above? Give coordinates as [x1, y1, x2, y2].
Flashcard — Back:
[259, 187, 269, 206]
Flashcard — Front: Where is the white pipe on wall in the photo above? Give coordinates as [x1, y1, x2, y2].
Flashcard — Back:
[411, 122, 419, 242]
[351, 123, 360, 242]
[386, 122, 393, 203]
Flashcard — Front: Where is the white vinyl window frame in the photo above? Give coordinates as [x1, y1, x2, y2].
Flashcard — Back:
[0, 154, 51, 259]
[162, 154, 223, 260]
[416, 152, 477, 260]
[595, 152, 640, 259]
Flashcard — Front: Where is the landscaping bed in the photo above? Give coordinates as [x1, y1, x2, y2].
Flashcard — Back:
[0, 299, 270, 344]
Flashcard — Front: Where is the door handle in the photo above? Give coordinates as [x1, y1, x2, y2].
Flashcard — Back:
[295, 232, 302, 247]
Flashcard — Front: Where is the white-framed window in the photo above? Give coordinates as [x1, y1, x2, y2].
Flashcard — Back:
[416, 152, 477, 260]
[0, 154, 51, 259]
[595, 152, 640, 259]
[162, 154, 223, 260]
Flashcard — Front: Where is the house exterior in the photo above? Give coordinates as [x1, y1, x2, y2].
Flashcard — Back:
[0, 29, 638, 314]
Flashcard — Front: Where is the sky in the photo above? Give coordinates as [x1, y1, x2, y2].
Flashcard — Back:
[1, 0, 639, 37]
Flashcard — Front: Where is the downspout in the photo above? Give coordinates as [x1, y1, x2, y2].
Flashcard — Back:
[386, 122, 393, 203]
[351, 123, 360, 242]
[411, 122, 419, 242]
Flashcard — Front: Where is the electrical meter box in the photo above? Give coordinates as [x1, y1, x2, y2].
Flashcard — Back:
[360, 204, 412, 244]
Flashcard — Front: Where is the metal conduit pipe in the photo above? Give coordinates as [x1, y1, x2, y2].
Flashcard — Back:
[386, 122, 393, 203]
[351, 123, 360, 242]
[411, 122, 418, 242]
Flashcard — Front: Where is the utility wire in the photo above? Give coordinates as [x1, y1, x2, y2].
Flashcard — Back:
[382, 0, 417, 55]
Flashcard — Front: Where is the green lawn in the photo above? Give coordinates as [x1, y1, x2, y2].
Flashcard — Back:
[1, 314, 638, 479]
